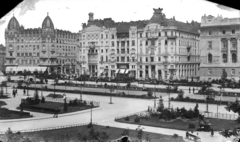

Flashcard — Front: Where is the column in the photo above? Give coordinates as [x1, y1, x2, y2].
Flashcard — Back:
[228, 39, 231, 63]
[61, 66, 63, 74]
[237, 39, 240, 62]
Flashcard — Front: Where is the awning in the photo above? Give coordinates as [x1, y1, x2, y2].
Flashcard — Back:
[16, 66, 47, 72]
[115, 69, 119, 74]
[38, 67, 47, 72]
[6, 67, 17, 72]
[119, 69, 126, 74]
[125, 69, 129, 74]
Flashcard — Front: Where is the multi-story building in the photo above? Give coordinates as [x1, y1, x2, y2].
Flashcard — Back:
[78, 8, 201, 80]
[5, 14, 79, 74]
[0, 44, 6, 72]
[199, 14, 240, 81]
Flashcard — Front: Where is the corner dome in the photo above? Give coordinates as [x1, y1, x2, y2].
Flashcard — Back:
[7, 16, 20, 30]
[148, 8, 167, 26]
[42, 13, 54, 29]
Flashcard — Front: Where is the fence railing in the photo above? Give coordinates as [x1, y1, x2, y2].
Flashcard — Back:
[44, 97, 100, 107]
[0, 122, 98, 134]
[199, 111, 238, 120]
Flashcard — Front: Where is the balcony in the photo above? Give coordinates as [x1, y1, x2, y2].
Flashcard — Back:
[163, 52, 169, 57]
[162, 61, 169, 64]
[166, 35, 177, 39]
[5, 56, 15, 59]
[231, 47, 237, 52]
[221, 48, 227, 52]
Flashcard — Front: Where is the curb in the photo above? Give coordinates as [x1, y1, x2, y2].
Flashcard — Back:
[0, 107, 101, 123]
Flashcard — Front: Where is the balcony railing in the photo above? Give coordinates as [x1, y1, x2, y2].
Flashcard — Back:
[221, 48, 228, 52]
[163, 52, 169, 57]
[166, 35, 177, 39]
[231, 47, 237, 52]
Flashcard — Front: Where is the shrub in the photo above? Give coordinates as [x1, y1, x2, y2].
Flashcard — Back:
[188, 123, 196, 129]
[41, 96, 45, 103]
[134, 117, 140, 123]
[172, 134, 178, 138]
[125, 116, 130, 121]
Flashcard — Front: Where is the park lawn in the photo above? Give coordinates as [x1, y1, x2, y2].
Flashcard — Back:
[116, 115, 240, 131]
[19, 101, 97, 114]
[0, 125, 185, 142]
[0, 111, 33, 120]
[0, 101, 7, 107]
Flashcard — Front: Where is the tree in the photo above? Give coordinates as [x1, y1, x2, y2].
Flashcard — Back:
[121, 129, 129, 136]
[177, 89, 184, 99]
[136, 126, 144, 142]
[194, 103, 200, 118]
[221, 70, 227, 82]
[63, 98, 68, 112]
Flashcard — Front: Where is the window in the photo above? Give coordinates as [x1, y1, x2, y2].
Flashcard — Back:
[132, 40, 135, 46]
[222, 40, 228, 48]
[151, 39, 155, 45]
[127, 57, 129, 62]
[140, 41, 142, 46]
[132, 57, 134, 62]
[165, 32, 167, 36]
[106, 56, 108, 62]
[121, 57, 125, 62]
[165, 40, 168, 45]
[209, 31, 212, 35]
[158, 47, 161, 53]
[106, 34, 108, 39]
[158, 57, 161, 61]
[101, 34, 103, 39]
[146, 57, 148, 62]
[159, 32, 161, 37]
[232, 40, 237, 49]
[145, 41, 148, 46]
[232, 53, 237, 63]
[9, 52, 12, 56]
[140, 57, 142, 62]
[232, 69, 235, 75]
[140, 33, 142, 38]
[232, 30, 235, 34]
[117, 49, 119, 54]
[101, 49, 103, 53]
[117, 57, 119, 62]
[208, 69, 212, 75]
[222, 30, 226, 34]
[112, 34, 114, 39]
[151, 57, 154, 62]
[208, 41, 212, 49]
[222, 53, 227, 63]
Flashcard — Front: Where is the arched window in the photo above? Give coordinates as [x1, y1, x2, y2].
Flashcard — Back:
[208, 53, 212, 63]
[232, 53, 237, 63]
[222, 53, 227, 63]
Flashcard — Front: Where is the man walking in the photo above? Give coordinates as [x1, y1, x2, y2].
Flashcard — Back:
[12, 89, 15, 97]
[189, 87, 191, 93]
[23, 89, 26, 96]
[193, 87, 195, 93]
[53, 109, 58, 118]
[15, 88, 18, 96]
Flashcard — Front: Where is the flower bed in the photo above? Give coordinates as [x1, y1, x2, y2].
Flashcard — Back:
[0, 108, 32, 120]
[171, 97, 229, 105]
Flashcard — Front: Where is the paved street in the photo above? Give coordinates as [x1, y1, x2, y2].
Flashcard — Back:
[0, 84, 237, 142]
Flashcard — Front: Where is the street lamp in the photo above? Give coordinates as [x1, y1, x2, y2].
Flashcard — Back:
[217, 86, 222, 120]
[109, 85, 114, 104]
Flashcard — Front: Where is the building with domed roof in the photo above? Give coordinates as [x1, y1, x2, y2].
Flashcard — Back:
[78, 8, 201, 80]
[4, 14, 79, 75]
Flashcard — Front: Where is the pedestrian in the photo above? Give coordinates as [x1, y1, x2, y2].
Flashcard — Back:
[193, 87, 195, 93]
[189, 87, 191, 93]
[23, 89, 26, 96]
[15, 88, 18, 96]
[186, 131, 189, 138]
[12, 89, 15, 97]
[53, 109, 58, 118]
[211, 129, 214, 137]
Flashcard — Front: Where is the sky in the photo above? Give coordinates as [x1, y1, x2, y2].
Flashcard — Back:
[0, 0, 239, 46]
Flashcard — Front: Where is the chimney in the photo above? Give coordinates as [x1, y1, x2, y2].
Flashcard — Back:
[88, 12, 94, 21]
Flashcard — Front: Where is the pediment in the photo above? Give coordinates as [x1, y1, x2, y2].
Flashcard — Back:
[85, 25, 102, 32]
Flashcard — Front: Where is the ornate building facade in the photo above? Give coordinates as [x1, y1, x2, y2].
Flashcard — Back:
[5, 14, 79, 74]
[199, 14, 240, 81]
[0, 44, 6, 72]
[78, 8, 200, 80]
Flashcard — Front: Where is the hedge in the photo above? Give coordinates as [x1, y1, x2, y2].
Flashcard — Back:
[171, 97, 229, 105]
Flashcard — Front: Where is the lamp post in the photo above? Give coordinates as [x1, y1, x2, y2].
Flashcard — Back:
[90, 101, 93, 125]
[154, 83, 156, 108]
[109, 85, 114, 104]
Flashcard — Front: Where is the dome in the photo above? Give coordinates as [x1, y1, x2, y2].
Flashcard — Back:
[148, 8, 167, 26]
[7, 16, 20, 30]
[42, 13, 54, 29]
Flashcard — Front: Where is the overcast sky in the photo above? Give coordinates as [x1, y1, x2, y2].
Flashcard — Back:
[0, 0, 239, 46]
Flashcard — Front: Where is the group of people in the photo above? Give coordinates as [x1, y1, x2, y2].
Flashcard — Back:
[189, 87, 197, 94]
[12, 87, 18, 97]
